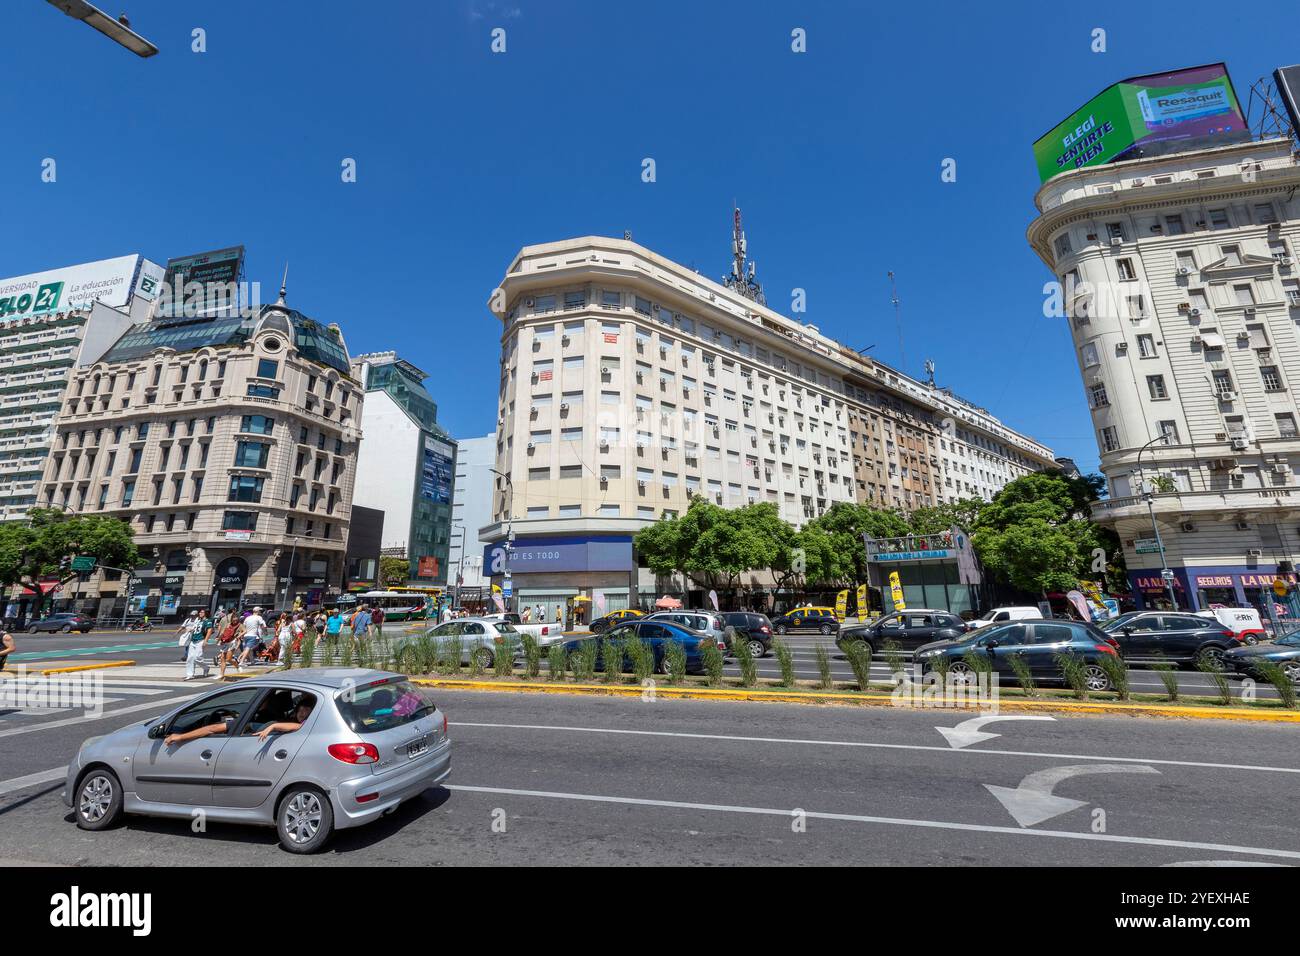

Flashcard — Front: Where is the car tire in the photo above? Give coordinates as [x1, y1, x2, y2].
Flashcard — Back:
[947, 660, 976, 685]
[1197, 646, 1226, 669]
[74, 768, 124, 831]
[1283, 661, 1300, 683]
[847, 638, 871, 655]
[775, 624, 787, 635]
[745, 638, 766, 658]
[819, 624, 832, 635]
[277, 786, 333, 854]
[1083, 664, 1112, 692]
[61, 624, 72, 633]
[1243, 635, 1259, 646]
[471, 647, 494, 669]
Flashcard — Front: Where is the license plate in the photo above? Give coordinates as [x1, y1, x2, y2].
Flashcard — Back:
[406, 738, 429, 758]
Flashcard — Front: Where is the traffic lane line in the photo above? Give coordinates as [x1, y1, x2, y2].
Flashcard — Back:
[449, 720, 1300, 776]
[444, 784, 1300, 862]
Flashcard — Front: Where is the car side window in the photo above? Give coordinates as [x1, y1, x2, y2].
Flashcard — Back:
[1127, 616, 1162, 633]
[1163, 616, 1199, 630]
[1030, 623, 1074, 644]
[880, 615, 903, 629]
[170, 687, 261, 736]
[463, 622, 484, 635]
[991, 611, 1009, 622]
[245, 689, 317, 735]
[990, 624, 1030, 645]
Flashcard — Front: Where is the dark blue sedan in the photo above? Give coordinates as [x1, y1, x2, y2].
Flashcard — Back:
[562, 619, 724, 675]
[1222, 632, 1300, 683]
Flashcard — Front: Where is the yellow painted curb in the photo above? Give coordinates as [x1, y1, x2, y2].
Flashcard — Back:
[410, 677, 1300, 723]
[38, 660, 135, 675]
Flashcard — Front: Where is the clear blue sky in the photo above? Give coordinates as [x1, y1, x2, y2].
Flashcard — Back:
[3, 0, 1295, 473]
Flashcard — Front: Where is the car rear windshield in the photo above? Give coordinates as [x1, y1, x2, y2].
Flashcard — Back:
[494, 621, 518, 633]
[335, 678, 439, 735]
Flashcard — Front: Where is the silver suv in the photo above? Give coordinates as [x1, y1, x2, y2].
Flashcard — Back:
[64, 669, 451, 854]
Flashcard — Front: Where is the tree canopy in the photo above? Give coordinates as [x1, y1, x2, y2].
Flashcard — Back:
[0, 508, 138, 600]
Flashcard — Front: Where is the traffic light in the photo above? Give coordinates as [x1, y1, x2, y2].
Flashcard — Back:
[58, 555, 71, 574]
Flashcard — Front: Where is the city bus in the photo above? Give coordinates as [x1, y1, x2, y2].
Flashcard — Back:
[336, 590, 434, 622]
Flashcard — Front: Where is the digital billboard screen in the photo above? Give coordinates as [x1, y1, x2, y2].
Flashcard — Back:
[420, 437, 454, 504]
[1033, 63, 1246, 183]
[1275, 65, 1300, 143]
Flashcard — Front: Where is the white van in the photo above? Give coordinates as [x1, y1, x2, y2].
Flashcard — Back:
[968, 606, 1045, 629]
[1196, 606, 1265, 644]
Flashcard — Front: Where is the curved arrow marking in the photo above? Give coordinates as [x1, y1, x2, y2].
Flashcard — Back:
[937, 714, 1055, 749]
[986, 763, 1160, 828]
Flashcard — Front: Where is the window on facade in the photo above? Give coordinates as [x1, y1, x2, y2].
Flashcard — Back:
[256, 358, 279, 379]
[1147, 375, 1168, 400]
[1164, 214, 1186, 235]
[1208, 209, 1230, 229]
[240, 415, 274, 435]
[1136, 334, 1157, 358]
[1116, 258, 1136, 280]
[1212, 369, 1235, 397]
[1099, 426, 1120, 452]
[1158, 420, 1180, 444]
[227, 475, 265, 502]
[121, 479, 135, 507]
[247, 384, 279, 399]
[222, 511, 257, 531]
[234, 441, 270, 468]
[1088, 382, 1109, 408]
[1277, 414, 1298, 438]
[1261, 366, 1284, 392]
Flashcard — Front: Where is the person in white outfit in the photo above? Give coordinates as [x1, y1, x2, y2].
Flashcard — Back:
[184, 609, 212, 680]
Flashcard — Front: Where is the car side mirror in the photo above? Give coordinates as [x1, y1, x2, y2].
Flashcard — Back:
[148, 722, 167, 739]
[985, 639, 999, 649]
[1121, 626, 1133, 635]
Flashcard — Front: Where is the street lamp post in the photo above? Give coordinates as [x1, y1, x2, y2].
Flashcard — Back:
[1135, 435, 1179, 611]
[279, 531, 313, 610]
[449, 523, 467, 611]
[489, 468, 514, 613]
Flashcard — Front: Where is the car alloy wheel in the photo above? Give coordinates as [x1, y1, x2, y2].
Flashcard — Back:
[1198, 647, 1226, 668]
[819, 624, 831, 635]
[471, 647, 494, 669]
[848, 639, 870, 655]
[775, 624, 787, 635]
[1083, 664, 1112, 692]
[278, 788, 332, 853]
[947, 660, 976, 685]
[76, 769, 123, 830]
[62, 624, 72, 633]
[1283, 661, 1300, 683]
[746, 639, 766, 658]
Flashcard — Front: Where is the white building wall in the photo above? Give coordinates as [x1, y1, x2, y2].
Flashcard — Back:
[449, 432, 495, 588]
[353, 389, 419, 551]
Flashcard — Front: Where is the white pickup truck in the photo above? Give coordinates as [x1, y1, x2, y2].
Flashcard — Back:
[481, 613, 567, 648]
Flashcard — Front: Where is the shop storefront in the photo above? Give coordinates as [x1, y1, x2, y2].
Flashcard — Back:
[483, 533, 640, 621]
[1129, 565, 1298, 619]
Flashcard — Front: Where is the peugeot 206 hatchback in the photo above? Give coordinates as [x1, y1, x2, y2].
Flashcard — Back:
[64, 669, 450, 854]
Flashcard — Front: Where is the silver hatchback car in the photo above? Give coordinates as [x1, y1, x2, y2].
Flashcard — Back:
[63, 668, 451, 853]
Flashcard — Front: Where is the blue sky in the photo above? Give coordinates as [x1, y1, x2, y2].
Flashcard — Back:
[3, 0, 1296, 473]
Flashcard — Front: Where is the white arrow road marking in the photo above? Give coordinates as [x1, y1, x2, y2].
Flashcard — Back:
[937, 714, 1056, 749]
[985, 763, 1160, 828]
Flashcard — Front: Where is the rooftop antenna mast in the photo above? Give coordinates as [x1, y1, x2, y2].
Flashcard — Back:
[1246, 76, 1295, 143]
[923, 358, 936, 388]
[723, 206, 766, 305]
[888, 270, 906, 373]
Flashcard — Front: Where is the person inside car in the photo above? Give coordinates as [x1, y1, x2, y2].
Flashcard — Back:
[164, 708, 240, 746]
[256, 698, 315, 740]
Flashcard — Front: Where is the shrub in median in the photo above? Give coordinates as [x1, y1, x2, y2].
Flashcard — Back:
[1055, 651, 1090, 700]
[844, 641, 872, 691]
[572, 640, 599, 681]
[1255, 661, 1298, 709]
[1195, 655, 1232, 706]
[881, 638, 905, 682]
[601, 639, 624, 683]
[1151, 655, 1179, 701]
[699, 639, 724, 687]
[1097, 653, 1131, 701]
[773, 639, 795, 686]
[1008, 653, 1036, 697]
[814, 644, 834, 690]
[521, 635, 541, 679]
[547, 643, 566, 681]
[626, 634, 654, 683]
[664, 640, 687, 685]
[733, 633, 758, 687]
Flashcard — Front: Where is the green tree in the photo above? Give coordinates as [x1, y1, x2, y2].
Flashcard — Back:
[908, 497, 985, 535]
[971, 471, 1124, 596]
[0, 509, 138, 609]
[633, 497, 782, 594]
[803, 502, 910, 587]
[379, 556, 409, 587]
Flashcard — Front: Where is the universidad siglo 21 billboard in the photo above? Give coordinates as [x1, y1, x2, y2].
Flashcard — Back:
[1033, 63, 1247, 183]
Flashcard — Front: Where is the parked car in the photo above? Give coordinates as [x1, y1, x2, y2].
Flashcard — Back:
[915, 620, 1122, 691]
[27, 612, 94, 634]
[416, 617, 523, 667]
[1221, 632, 1300, 682]
[561, 619, 725, 674]
[481, 612, 566, 647]
[64, 669, 451, 853]
[771, 609, 841, 635]
[789, 603, 841, 620]
[1098, 611, 1239, 667]
[644, 610, 726, 649]
[589, 608, 644, 634]
[1195, 607, 1265, 644]
[966, 606, 1044, 629]
[718, 611, 775, 657]
[836, 609, 967, 655]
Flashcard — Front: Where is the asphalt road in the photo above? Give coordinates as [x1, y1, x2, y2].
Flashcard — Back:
[0, 674, 1297, 866]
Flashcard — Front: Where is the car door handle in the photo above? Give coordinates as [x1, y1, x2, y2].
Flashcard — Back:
[200, 750, 213, 760]
[274, 749, 288, 760]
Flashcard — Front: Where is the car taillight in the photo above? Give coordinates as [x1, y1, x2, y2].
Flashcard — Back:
[1100, 635, 1120, 649]
[1223, 630, 1240, 642]
[760, 625, 771, 634]
[541, 625, 549, 634]
[1094, 643, 1118, 656]
[328, 742, 380, 764]
[717, 639, 727, 650]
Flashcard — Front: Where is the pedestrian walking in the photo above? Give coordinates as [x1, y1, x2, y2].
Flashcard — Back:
[176, 610, 199, 662]
[236, 607, 267, 670]
[0, 628, 14, 674]
[350, 603, 373, 647]
[372, 605, 385, 637]
[521, 605, 531, 624]
[275, 613, 292, 664]
[184, 609, 213, 680]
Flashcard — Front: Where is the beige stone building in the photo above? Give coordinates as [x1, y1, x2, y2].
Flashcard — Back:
[479, 235, 1054, 615]
[1027, 136, 1300, 613]
[37, 301, 363, 618]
